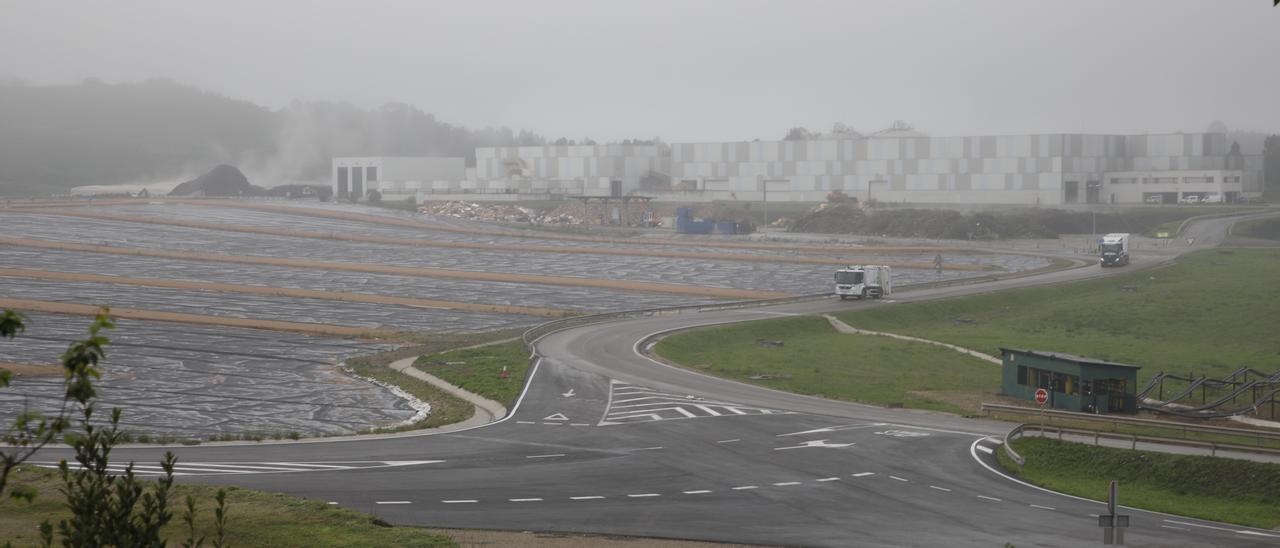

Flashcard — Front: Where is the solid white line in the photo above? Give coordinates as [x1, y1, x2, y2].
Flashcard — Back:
[716, 439, 740, 443]
[889, 475, 909, 482]
[376, 501, 411, 505]
[976, 445, 994, 455]
[569, 423, 590, 426]
[1030, 504, 1056, 511]
[1162, 520, 1236, 533]
[816, 477, 841, 482]
[441, 500, 477, 504]
[731, 485, 758, 490]
[570, 496, 605, 500]
[772, 482, 801, 486]
[627, 493, 661, 498]
[977, 495, 1002, 502]
[632, 446, 663, 451]
[929, 485, 951, 492]
[516, 421, 535, 424]
[1161, 525, 1188, 531]
[525, 454, 565, 459]
[683, 490, 712, 494]
[509, 498, 543, 502]
[541, 422, 563, 426]
[851, 472, 875, 477]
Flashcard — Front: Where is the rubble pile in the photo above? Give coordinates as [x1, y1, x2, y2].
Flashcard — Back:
[418, 201, 540, 223]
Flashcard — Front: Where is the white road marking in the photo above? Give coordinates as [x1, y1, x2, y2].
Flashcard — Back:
[569, 423, 590, 426]
[543, 413, 569, 421]
[683, 490, 713, 494]
[525, 454, 565, 459]
[570, 496, 605, 500]
[631, 446, 663, 451]
[731, 485, 758, 490]
[716, 439, 740, 444]
[748, 311, 799, 317]
[1161, 525, 1188, 531]
[929, 485, 951, 492]
[541, 422, 563, 426]
[774, 439, 856, 450]
[889, 476, 909, 482]
[516, 421, 535, 424]
[816, 477, 841, 482]
[509, 498, 543, 502]
[442, 500, 477, 504]
[562, 388, 576, 398]
[776, 424, 883, 437]
[376, 501, 411, 505]
[983, 436, 1003, 445]
[1162, 519, 1280, 537]
[627, 493, 661, 498]
[772, 482, 802, 486]
[977, 495, 1002, 502]
[1238, 530, 1280, 537]
[851, 472, 875, 477]
[976, 445, 994, 455]
[327, 501, 339, 505]
[1030, 504, 1056, 510]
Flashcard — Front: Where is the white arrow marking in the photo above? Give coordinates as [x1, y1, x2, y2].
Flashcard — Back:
[382, 460, 446, 467]
[773, 439, 856, 451]
[562, 388, 576, 398]
[776, 424, 884, 437]
[543, 413, 569, 421]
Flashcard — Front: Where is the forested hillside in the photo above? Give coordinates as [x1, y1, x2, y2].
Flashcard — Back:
[0, 79, 546, 195]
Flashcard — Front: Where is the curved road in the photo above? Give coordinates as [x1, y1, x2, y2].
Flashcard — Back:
[30, 212, 1280, 547]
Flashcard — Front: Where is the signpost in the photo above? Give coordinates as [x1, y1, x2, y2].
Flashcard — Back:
[1099, 480, 1130, 544]
[1035, 388, 1048, 434]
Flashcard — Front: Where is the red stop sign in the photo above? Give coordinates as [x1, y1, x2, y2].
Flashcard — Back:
[1035, 388, 1049, 406]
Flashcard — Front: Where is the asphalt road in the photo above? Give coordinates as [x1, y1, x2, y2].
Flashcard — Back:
[27, 212, 1280, 547]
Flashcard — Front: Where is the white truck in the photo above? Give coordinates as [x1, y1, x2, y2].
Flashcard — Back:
[1099, 233, 1130, 267]
[834, 265, 892, 300]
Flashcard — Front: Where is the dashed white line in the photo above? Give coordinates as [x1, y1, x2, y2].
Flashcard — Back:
[929, 485, 951, 492]
[541, 422, 563, 426]
[889, 475, 909, 482]
[525, 454, 565, 459]
[683, 490, 713, 494]
[1030, 504, 1056, 511]
[569, 423, 590, 426]
[632, 446, 663, 451]
[441, 499, 477, 504]
[851, 472, 875, 478]
[376, 501, 411, 505]
[1161, 525, 1188, 531]
[627, 493, 661, 498]
[327, 501, 339, 505]
[516, 421, 535, 424]
[977, 495, 1002, 502]
[570, 496, 605, 500]
[976, 445, 994, 455]
[509, 498, 543, 502]
[816, 477, 841, 482]
[731, 485, 758, 490]
[772, 482, 802, 486]
[716, 439, 740, 444]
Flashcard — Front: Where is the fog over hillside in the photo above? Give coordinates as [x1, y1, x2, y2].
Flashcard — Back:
[0, 79, 551, 195]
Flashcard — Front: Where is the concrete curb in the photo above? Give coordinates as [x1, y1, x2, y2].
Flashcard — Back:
[388, 356, 509, 426]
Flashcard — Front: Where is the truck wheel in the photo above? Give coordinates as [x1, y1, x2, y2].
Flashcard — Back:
[839, 295, 848, 301]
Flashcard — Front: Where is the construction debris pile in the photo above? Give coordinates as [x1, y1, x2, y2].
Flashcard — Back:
[418, 201, 544, 223]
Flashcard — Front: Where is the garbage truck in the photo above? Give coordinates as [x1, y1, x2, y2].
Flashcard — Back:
[834, 265, 892, 300]
[1099, 233, 1130, 267]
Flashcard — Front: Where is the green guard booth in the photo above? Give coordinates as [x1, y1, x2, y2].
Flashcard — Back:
[999, 348, 1141, 414]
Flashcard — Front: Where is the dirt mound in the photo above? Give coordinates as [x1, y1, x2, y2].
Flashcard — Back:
[169, 165, 264, 197]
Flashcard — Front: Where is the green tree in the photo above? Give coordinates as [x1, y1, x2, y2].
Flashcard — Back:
[0, 308, 228, 546]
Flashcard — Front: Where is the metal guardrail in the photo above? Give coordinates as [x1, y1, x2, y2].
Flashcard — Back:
[982, 403, 1280, 446]
[1003, 422, 1280, 467]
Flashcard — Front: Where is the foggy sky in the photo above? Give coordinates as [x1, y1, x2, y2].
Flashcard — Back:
[2, 0, 1277, 142]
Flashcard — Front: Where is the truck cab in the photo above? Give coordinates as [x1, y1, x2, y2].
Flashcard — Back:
[834, 265, 892, 300]
[1099, 233, 1130, 267]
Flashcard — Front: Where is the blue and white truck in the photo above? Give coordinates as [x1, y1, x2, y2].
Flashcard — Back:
[1099, 233, 1131, 267]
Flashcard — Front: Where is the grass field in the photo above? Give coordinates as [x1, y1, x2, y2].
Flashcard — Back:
[997, 437, 1280, 529]
[654, 316, 999, 414]
[0, 467, 456, 547]
[838, 248, 1280, 383]
[414, 340, 531, 407]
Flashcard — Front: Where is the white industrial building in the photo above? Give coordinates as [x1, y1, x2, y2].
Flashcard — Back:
[334, 133, 1261, 206]
[332, 157, 466, 200]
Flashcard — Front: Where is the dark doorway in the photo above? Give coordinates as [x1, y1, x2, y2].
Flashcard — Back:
[337, 167, 349, 197]
[1085, 181, 1101, 204]
[610, 180, 623, 197]
[1064, 181, 1079, 203]
[351, 167, 364, 198]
